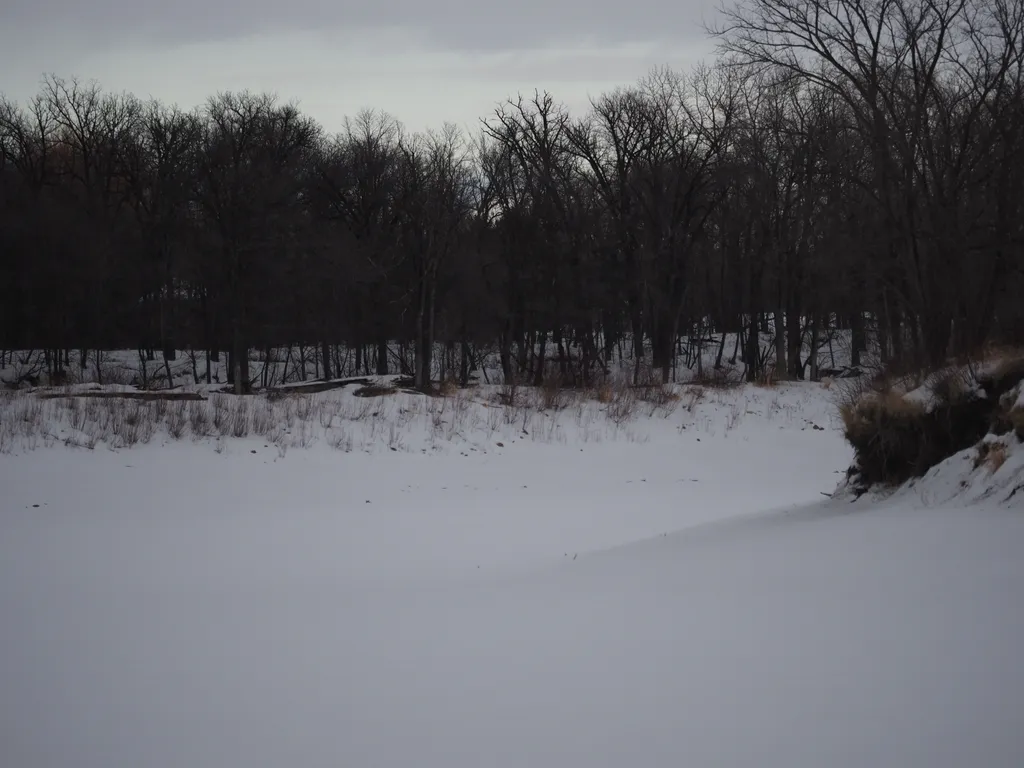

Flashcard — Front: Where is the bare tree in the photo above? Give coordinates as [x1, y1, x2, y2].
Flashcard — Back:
[195, 91, 320, 393]
[312, 109, 405, 375]
[121, 101, 202, 376]
[713, 0, 1024, 365]
[395, 125, 473, 391]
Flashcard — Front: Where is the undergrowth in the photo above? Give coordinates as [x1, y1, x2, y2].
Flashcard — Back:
[836, 349, 1024, 493]
[0, 373, 799, 455]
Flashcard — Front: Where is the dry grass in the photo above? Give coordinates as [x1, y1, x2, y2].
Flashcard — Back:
[593, 381, 615, 404]
[838, 359, 1010, 491]
[931, 366, 974, 403]
[754, 365, 778, 388]
[679, 385, 706, 413]
[438, 377, 460, 397]
[539, 376, 574, 411]
[970, 342, 1024, 368]
[978, 354, 1024, 397]
[838, 388, 925, 436]
[1010, 407, 1024, 439]
[975, 440, 1009, 474]
[0, 367, 760, 456]
[692, 366, 742, 389]
[604, 384, 638, 425]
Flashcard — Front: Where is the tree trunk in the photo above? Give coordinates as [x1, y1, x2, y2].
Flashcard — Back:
[745, 314, 760, 383]
[499, 326, 514, 384]
[321, 341, 332, 381]
[630, 300, 644, 385]
[414, 275, 429, 391]
[730, 323, 742, 366]
[533, 332, 547, 386]
[808, 315, 821, 381]
[850, 311, 865, 369]
[651, 309, 675, 385]
[460, 341, 471, 387]
[413, 269, 438, 393]
[231, 320, 248, 395]
[515, 325, 529, 379]
[887, 298, 904, 363]
[161, 264, 176, 363]
[138, 350, 149, 389]
[774, 310, 788, 380]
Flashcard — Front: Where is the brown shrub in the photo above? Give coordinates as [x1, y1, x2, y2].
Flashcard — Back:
[438, 378, 459, 397]
[754, 365, 778, 388]
[978, 356, 1024, 401]
[637, 382, 679, 403]
[1010, 407, 1024, 441]
[680, 385, 706, 412]
[930, 366, 973, 405]
[605, 386, 638, 425]
[841, 380, 993, 490]
[975, 440, 1009, 474]
[594, 381, 615, 404]
[693, 366, 741, 389]
[540, 375, 574, 410]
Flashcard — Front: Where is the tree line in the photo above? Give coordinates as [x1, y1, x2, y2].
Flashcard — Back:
[2, 0, 1022, 393]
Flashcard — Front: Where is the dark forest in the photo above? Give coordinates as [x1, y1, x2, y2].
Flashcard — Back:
[2, 0, 1022, 393]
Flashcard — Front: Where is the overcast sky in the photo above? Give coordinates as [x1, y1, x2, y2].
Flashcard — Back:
[1, 0, 720, 134]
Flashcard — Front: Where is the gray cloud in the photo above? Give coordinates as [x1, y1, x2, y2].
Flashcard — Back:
[2, 0, 713, 52]
[0, 0, 718, 132]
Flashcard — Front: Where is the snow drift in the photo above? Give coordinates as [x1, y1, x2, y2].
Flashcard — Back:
[1, 378, 1022, 768]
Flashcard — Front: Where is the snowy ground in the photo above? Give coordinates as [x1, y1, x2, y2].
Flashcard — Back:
[2, 381, 1023, 767]
[0, 328, 866, 393]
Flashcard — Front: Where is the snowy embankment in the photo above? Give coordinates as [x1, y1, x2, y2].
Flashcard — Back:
[1, 380, 1023, 768]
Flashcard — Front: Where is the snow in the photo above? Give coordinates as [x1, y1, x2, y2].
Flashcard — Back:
[902, 382, 938, 410]
[2, 380, 1023, 768]
[897, 368, 982, 414]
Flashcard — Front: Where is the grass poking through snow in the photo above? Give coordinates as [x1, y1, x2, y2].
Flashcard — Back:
[0, 376, 835, 456]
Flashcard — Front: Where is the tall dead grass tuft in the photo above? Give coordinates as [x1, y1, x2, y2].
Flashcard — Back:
[754, 364, 778, 388]
[539, 376, 574, 410]
[1009, 407, 1024, 441]
[167, 402, 188, 438]
[109, 400, 155, 447]
[636, 382, 680, 417]
[693, 366, 741, 389]
[680, 386, 706, 413]
[231, 399, 251, 438]
[975, 440, 1009, 474]
[593, 380, 615, 404]
[189, 401, 211, 436]
[839, 366, 994, 491]
[438, 377, 459, 397]
[605, 385, 639, 425]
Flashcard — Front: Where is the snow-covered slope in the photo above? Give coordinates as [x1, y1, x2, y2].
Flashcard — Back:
[1, 381, 1022, 768]
[835, 363, 1024, 505]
